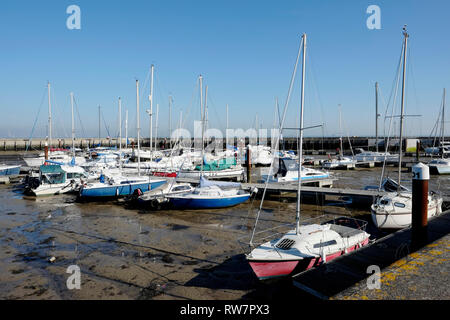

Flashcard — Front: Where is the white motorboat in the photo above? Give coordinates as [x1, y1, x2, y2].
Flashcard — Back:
[322, 155, 356, 169]
[28, 164, 89, 196]
[262, 158, 330, 182]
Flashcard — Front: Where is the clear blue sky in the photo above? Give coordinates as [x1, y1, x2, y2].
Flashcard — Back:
[0, 0, 449, 139]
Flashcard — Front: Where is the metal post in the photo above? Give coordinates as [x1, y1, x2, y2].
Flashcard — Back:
[411, 163, 429, 249]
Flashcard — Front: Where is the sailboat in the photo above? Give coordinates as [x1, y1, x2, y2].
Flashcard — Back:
[429, 89, 450, 175]
[23, 83, 86, 168]
[322, 105, 357, 169]
[26, 92, 91, 196]
[246, 34, 370, 280]
[79, 83, 166, 200]
[371, 28, 443, 229]
[166, 78, 251, 209]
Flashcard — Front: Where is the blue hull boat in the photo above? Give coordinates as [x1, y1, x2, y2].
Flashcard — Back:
[166, 177, 251, 209]
[169, 193, 250, 209]
[79, 179, 166, 199]
[0, 165, 21, 176]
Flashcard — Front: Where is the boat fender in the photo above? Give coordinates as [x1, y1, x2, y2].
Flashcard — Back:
[115, 187, 119, 197]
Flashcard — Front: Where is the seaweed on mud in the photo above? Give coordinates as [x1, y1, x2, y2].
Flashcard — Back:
[137, 283, 160, 300]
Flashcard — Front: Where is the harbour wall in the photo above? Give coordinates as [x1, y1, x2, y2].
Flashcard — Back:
[0, 136, 446, 152]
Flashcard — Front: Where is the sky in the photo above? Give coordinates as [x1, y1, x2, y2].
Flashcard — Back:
[0, 0, 449, 139]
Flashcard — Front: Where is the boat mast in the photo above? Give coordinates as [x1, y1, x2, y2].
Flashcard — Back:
[338, 104, 343, 157]
[296, 33, 306, 235]
[118, 97, 122, 170]
[136, 79, 141, 176]
[375, 82, 379, 153]
[47, 82, 52, 148]
[226, 104, 229, 133]
[397, 27, 408, 190]
[155, 103, 159, 151]
[149, 64, 154, 161]
[125, 109, 128, 149]
[70, 92, 75, 158]
[119, 97, 122, 151]
[201, 84, 207, 176]
[98, 105, 101, 142]
[169, 95, 173, 147]
[442, 88, 446, 159]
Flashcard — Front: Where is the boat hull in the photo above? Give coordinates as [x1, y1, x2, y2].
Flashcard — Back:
[0, 165, 21, 176]
[31, 183, 77, 196]
[371, 202, 442, 229]
[429, 165, 450, 175]
[79, 180, 166, 199]
[169, 194, 250, 209]
[248, 238, 369, 280]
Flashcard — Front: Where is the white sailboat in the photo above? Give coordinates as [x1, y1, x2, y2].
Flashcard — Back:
[79, 82, 166, 199]
[23, 84, 86, 168]
[371, 28, 443, 229]
[429, 88, 450, 175]
[167, 78, 251, 209]
[245, 34, 370, 280]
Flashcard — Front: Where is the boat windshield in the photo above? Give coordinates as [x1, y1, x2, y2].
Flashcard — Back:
[42, 173, 65, 184]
